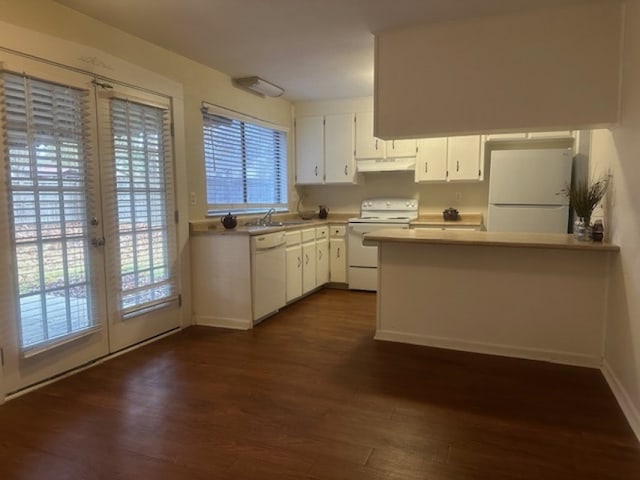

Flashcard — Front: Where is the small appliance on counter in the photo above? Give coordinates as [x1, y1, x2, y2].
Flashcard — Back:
[319, 205, 329, 219]
[442, 208, 460, 221]
[220, 212, 237, 229]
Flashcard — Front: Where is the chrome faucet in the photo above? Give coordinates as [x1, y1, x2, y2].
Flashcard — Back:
[261, 208, 276, 225]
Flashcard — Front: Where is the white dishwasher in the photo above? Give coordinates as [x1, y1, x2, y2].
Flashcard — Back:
[251, 231, 286, 324]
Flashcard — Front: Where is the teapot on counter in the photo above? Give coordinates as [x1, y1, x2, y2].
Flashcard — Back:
[442, 208, 459, 221]
[318, 205, 329, 219]
[221, 212, 237, 229]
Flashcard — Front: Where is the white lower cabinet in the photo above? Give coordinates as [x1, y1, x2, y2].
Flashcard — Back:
[316, 238, 329, 285]
[285, 231, 303, 302]
[301, 228, 317, 295]
[329, 225, 347, 283]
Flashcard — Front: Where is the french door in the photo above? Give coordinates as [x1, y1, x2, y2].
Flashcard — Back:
[0, 55, 180, 395]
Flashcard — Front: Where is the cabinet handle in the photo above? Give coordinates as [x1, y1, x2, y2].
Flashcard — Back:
[297, 256, 301, 268]
[375, 139, 378, 150]
[424, 162, 428, 174]
[456, 160, 460, 172]
[319, 250, 323, 260]
[344, 165, 348, 176]
[337, 247, 341, 258]
[305, 253, 309, 265]
[392, 140, 395, 149]
[315, 165, 318, 176]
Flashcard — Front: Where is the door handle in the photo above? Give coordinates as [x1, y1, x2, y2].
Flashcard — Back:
[91, 237, 105, 247]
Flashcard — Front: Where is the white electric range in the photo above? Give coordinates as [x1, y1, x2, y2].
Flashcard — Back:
[348, 198, 418, 291]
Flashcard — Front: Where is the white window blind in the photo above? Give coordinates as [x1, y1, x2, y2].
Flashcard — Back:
[202, 108, 287, 212]
[100, 95, 178, 318]
[0, 71, 99, 353]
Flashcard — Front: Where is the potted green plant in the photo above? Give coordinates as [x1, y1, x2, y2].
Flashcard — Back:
[563, 175, 609, 239]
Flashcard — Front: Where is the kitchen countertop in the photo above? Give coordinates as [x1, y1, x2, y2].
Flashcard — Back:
[189, 213, 353, 235]
[410, 213, 483, 228]
[191, 211, 484, 235]
[364, 228, 619, 252]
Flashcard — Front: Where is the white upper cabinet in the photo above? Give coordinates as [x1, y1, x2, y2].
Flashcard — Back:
[527, 131, 574, 139]
[486, 131, 574, 141]
[295, 114, 357, 185]
[415, 137, 447, 182]
[485, 132, 528, 141]
[324, 113, 357, 184]
[386, 138, 417, 158]
[447, 135, 484, 182]
[355, 112, 386, 159]
[295, 116, 324, 184]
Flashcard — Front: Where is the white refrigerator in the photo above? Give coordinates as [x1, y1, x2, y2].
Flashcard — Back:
[487, 148, 573, 233]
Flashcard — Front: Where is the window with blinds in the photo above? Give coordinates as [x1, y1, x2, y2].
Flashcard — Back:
[102, 97, 178, 318]
[202, 109, 287, 212]
[0, 72, 98, 352]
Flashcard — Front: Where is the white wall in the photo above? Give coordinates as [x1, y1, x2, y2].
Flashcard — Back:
[374, 1, 623, 139]
[592, 1, 640, 441]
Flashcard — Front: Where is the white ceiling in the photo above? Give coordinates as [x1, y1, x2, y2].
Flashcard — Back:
[53, 0, 599, 102]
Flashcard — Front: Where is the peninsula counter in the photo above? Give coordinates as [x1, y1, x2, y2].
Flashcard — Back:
[364, 229, 619, 367]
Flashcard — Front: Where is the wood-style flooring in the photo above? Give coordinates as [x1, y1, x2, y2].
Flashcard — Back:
[1, 289, 639, 479]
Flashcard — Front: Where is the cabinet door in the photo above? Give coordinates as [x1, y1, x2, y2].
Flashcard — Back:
[324, 113, 356, 184]
[286, 245, 302, 302]
[295, 116, 324, 184]
[447, 135, 482, 181]
[527, 131, 574, 139]
[316, 238, 329, 286]
[302, 241, 317, 294]
[415, 137, 447, 182]
[387, 139, 417, 158]
[355, 112, 386, 159]
[485, 132, 527, 141]
[329, 238, 347, 283]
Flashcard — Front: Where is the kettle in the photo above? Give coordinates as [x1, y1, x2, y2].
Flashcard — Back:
[221, 212, 237, 229]
[319, 205, 329, 219]
[442, 208, 459, 221]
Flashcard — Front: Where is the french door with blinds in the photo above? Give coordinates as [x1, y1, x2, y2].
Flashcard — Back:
[0, 56, 180, 394]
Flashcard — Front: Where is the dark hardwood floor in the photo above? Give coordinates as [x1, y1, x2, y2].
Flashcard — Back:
[1, 289, 639, 479]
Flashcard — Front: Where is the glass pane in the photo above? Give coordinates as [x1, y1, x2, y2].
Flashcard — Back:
[1, 73, 95, 350]
[203, 112, 288, 208]
[110, 99, 174, 312]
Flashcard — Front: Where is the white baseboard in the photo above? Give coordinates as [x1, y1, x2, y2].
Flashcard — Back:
[193, 315, 251, 330]
[602, 360, 640, 443]
[374, 330, 602, 368]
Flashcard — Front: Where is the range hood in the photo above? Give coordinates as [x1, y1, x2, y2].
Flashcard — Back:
[356, 157, 416, 172]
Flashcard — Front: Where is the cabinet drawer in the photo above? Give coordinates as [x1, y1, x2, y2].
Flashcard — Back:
[285, 230, 302, 246]
[315, 226, 329, 239]
[301, 228, 316, 243]
[330, 225, 346, 237]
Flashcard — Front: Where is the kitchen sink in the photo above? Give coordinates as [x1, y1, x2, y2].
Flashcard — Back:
[244, 219, 313, 227]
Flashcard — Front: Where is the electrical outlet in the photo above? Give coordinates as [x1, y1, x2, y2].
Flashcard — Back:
[190, 192, 197, 205]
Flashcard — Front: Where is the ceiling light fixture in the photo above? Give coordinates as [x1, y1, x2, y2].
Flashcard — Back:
[232, 76, 284, 97]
